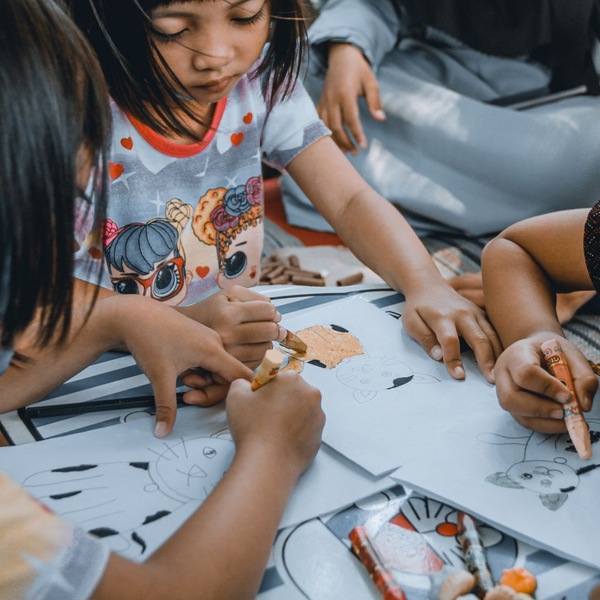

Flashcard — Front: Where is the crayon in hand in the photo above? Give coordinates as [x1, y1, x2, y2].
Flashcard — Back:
[541, 339, 592, 460]
[227, 296, 307, 353]
[251, 349, 284, 391]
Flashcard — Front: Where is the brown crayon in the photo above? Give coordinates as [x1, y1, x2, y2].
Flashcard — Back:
[291, 275, 326, 287]
[251, 349, 284, 391]
[541, 339, 592, 461]
[349, 526, 407, 600]
[337, 272, 364, 286]
[280, 330, 307, 354]
[457, 512, 494, 598]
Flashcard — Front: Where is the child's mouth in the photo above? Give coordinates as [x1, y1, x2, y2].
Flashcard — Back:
[198, 77, 232, 93]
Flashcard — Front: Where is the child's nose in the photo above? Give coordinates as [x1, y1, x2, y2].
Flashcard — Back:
[192, 38, 234, 72]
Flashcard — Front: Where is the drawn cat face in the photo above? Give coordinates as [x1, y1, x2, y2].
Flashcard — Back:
[506, 459, 579, 494]
[336, 357, 439, 403]
[154, 437, 235, 502]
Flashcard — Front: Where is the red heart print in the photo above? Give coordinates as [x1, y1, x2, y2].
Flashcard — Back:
[109, 162, 124, 180]
[120, 137, 133, 150]
[195, 266, 210, 279]
[231, 132, 244, 147]
[243, 112, 253, 125]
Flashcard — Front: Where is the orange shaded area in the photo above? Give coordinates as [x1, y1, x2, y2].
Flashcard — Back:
[436, 523, 459, 537]
[263, 178, 345, 247]
[500, 567, 537, 594]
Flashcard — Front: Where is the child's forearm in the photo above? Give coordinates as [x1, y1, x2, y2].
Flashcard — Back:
[330, 188, 447, 295]
[482, 237, 564, 347]
[92, 440, 300, 600]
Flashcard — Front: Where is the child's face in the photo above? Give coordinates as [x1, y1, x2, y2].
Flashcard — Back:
[150, 0, 271, 103]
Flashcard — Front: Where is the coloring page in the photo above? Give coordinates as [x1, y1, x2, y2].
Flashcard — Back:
[0, 405, 393, 561]
[279, 297, 497, 475]
[392, 404, 600, 569]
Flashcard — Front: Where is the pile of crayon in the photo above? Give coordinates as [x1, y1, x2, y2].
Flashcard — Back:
[260, 254, 364, 287]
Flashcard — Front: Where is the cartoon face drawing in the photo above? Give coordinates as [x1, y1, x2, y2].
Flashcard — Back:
[481, 424, 600, 510]
[153, 437, 234, 502]
[21, 435, 235, 558]
[336, 356, 440, 403]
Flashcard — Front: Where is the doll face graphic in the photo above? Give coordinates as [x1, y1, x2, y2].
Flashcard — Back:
[216, 225, 262, 289]
[108, 250, 192, 305]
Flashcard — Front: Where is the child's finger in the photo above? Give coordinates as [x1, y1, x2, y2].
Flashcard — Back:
[182, 384, 229, 407]
[151, 374, 179, 439]
[512, 414, 568, 434]
[329, 106, 357, 154]
[198, 342, 254, 384]
[181, 371, 213, 389]
[363, 77, 385, 121]
[225, 322, 284, 346]
[458, 317, 496, 383]
[427, 319, 464, 379]
[224, 286, 271, 303]
[230, 342, 274, 368]
[454, 287, 485, 309]
[509, 362, 572, 404]
[233, 300, 281, 325]
[342, 96, 367, 150]
[564, 350, 599, 411]
[477, 315, 503, 360]
[449, 272, 482, 290]
[402, 312, 444, 362]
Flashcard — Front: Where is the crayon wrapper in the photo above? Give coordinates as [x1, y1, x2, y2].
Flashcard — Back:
[349, 527, 407, 600]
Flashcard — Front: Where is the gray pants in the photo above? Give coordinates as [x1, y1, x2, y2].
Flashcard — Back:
[282, 29, 600, 237]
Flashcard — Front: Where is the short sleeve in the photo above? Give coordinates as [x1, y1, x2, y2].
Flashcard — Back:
[0, 473, 109, 600]
[261, 79, 330, 172]
[584, 200, 600, 293]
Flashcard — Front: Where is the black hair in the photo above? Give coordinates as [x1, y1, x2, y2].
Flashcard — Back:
[0, 0, 110, 350]
[106, 220, 181, 275]
[70, 0, 308, 142]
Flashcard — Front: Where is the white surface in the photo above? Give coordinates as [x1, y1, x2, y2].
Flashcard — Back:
[0, 405, 393, 561]
[280, 297, 496, 475]
[391, 405, 600, 569]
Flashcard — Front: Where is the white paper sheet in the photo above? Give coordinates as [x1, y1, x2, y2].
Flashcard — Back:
[391, 405, 600, 569]
[280, 297, 496, 475]
[0, 405, 393, 561]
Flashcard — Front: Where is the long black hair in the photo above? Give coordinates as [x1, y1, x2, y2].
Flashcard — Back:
[70, 0, 308, 141]
[0, 0, 110, 350]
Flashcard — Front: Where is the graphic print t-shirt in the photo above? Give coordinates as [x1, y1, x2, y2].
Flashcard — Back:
[74, 70, 329, 306]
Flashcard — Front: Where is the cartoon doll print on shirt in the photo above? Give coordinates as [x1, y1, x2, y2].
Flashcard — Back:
[103, 199, 193, 306]
[190, 176, 263, 290]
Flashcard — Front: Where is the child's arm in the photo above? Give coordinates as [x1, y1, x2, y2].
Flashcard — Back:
[91, 373, 324, 600]
[0, 295, 252, 436]
[482, 210, 598, 432]
[74, 279, 283, 370]
[287, 137, 502, 382]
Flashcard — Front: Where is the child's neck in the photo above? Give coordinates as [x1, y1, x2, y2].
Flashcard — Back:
[154, 100, 217, 146]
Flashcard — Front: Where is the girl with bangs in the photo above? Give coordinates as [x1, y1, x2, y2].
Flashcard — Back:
[70, 0, 503, 387]
[1, 2, 324, 598]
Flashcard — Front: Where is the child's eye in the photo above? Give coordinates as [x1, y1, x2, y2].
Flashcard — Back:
[232, 6, 266, 26]
[151, 28, 188, 42]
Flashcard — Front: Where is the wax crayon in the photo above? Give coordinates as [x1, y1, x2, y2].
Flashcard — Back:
[541, 339, 592, 460]
[251, 349, 283, 390]
[457, 512, 495, 598]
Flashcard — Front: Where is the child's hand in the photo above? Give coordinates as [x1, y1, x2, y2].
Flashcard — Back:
[494, 335, 597, 432]
[107, 296, 253, 438]
[178, 286, 286, 369]
[226, 373, 325, 478]
[402, 284, 502, 383]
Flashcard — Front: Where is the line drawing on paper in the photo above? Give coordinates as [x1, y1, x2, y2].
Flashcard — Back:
[280, 324, 439, 403]
[21, 433, 235, 557]
[479, 421, 600, 511]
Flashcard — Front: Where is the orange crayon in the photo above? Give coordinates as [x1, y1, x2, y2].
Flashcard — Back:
[251, 349, 284, 391]
[541, 339, 592, 460]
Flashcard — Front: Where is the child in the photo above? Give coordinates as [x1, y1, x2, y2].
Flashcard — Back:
[482, 208, 600, 433]
[0, 1, 325, 598]
[70, 0, 501, 385]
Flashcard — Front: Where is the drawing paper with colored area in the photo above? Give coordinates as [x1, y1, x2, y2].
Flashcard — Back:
[390, 403, 600, 569]
[0, 405, 393, 561]
[279, 297, 497, 475]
